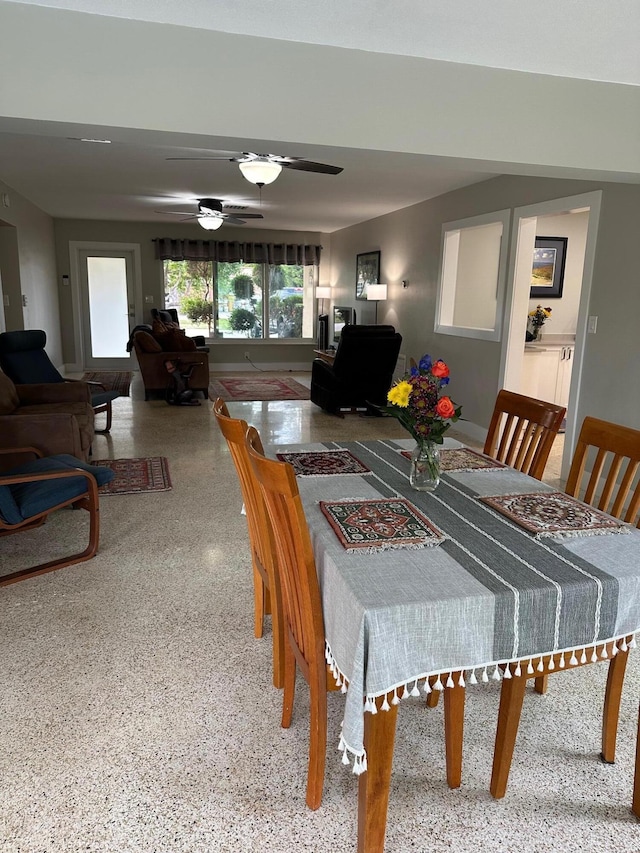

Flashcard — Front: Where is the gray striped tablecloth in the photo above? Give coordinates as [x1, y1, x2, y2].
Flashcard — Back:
[274, 438, 640, 769]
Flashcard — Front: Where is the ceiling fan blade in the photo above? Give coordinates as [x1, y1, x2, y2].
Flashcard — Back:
[222, 216, 247, 225]
[165, 156, 238, 161]
[226, 212, 263, 219]
[279, 159, 343, 175]
[154, 210, 198, 217]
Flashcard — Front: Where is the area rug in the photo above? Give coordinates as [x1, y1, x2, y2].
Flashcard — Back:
[92, 457, 172, 494]
[209, 376, 310, 402]
[81, 371, 133, 397]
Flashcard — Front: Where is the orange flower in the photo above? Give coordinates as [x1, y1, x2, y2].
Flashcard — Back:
[436, 396, 456, 419]
[431, 360, 450, 379]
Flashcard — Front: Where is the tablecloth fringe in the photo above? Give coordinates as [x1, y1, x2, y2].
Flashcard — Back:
[334, 632, 638, 774]
[325, 640, 349, 694]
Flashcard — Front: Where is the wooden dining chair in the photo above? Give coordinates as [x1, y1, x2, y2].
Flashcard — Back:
[490, 415, 640, 799]
[212, 398, 284, 689]
[483, 389, 566, 481]
[246, 425, 342, 809]
[428, 389, 565, 715]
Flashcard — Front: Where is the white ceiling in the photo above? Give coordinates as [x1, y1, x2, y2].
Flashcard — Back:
[0, 121, 498, 232]
[1, 1, 638, 233]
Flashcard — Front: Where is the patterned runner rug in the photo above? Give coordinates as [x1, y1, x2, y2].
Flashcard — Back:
[92, 457, 172, 494]
[81, 371, 133, 396]
[209, 376, 310, 402]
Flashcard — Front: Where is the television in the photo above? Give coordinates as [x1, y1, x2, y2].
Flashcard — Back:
[317, 313, 329, 350]
[333, 306, 355, 344]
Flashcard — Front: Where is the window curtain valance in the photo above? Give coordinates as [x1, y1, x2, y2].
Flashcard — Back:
[154, 239, 322, 266]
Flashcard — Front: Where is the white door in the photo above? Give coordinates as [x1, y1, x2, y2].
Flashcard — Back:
[77, 249, 136, 369]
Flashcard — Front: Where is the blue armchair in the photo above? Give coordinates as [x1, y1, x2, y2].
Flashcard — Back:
[0, 448, 114, 586]
[0, 330, 119, 432]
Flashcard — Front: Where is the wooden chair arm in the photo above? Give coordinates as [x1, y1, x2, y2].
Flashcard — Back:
[0, 446, 43, 460]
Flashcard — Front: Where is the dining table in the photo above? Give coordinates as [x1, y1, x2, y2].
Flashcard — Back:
[271, 436, 640, 853]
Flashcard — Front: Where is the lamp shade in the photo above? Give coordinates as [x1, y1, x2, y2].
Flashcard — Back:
[238, 160, 282, 186]
[367, 284, 388, 301]
[198, 216, 224, 230]
[315, 286, 332, 300]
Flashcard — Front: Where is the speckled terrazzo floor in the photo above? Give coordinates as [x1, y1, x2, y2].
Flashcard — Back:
[1, 372, 639, 853]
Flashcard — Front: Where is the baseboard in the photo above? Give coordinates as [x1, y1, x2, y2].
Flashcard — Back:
[211, 362, 312, 373]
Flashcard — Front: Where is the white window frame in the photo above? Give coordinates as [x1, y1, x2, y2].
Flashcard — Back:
[434, 209, 511, 341]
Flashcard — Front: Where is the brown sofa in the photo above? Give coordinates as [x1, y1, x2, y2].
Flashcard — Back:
[0, 372, 95, 463]
[132, 329, 210, 400]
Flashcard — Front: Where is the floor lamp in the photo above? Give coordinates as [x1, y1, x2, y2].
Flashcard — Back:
[315, 286, 332, 349]
[367, 284, 387, 324]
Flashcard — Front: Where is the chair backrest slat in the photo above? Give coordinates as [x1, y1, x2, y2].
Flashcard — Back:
[484, 390, 566, 480]
[565, 416, 640, 528]
[246, 427, 326, 672]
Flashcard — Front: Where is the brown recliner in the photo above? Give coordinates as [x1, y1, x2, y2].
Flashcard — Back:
[0, 372, 95, 463]
[131, 329, 210, 400]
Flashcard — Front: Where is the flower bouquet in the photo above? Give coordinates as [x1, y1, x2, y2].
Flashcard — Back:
[528, 305, 552, 340]
[381, 355, 462, 490]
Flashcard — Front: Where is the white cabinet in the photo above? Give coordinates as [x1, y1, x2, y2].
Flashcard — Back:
[521, 345, 574, 407]
[555, 345, 574, 408]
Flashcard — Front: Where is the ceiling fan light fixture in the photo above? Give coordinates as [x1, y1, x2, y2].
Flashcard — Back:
[238, 159, 282, 186]
[198, 215, 224, 231]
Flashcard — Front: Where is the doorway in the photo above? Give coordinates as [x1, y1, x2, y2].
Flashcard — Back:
[499, 191, 602, 480]
[70, 243, 142, 370]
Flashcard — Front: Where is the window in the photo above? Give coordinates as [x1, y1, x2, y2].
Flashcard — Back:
[434, 209, 511, 341]
[163, 261, 316, 340]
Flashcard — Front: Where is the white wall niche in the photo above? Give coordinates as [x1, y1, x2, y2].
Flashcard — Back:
[435, 209, 511, 342]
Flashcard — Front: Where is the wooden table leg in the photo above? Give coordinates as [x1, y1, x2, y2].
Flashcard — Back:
[490, 674, 527, 799]
[444, 682, 465, 789]
[358, 695, 399, 853]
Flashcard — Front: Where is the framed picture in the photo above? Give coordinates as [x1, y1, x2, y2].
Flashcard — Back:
[530, 236, 568, 298]
[355, 250, 381, 300]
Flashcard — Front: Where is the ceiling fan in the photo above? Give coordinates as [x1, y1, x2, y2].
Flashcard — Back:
[166, 151, 344, 187]
[155, 198, 264, 230]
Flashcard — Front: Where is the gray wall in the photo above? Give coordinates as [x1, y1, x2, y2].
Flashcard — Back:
[329, 174, 640, 434]
[0, 178, 61, 364]
[53, 218, 330, 368]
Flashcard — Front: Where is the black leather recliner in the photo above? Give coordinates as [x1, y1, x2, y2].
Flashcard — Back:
[310, 324, 402, 415]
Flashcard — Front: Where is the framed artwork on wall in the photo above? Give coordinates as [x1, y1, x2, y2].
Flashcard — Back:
[530, 236, 568, 298]
[355, 250, 381, 300]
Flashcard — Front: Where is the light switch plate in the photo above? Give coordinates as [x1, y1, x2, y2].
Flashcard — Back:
[144, 295, 154, 304]
[588, 315, 598, 333]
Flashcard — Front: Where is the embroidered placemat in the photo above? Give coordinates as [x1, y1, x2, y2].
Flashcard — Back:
[401, 447, 506, 472]
[319, 498, 446, 551]
[277, 450, 370, 476]
[479, 491, 629, 538]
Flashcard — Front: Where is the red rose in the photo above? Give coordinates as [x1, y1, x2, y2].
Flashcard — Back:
[436, 396, 456, 419]
[431, 360, 450, 379]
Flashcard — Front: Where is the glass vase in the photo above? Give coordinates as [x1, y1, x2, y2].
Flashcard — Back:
[409, 440, 441, 491]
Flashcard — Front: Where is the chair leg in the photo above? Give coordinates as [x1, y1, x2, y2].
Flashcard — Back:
[281, 640, 296, 729]
[306, 667, 328, 810]
[94, 401, 112, 434]
[601, 647, 630, 763]
[269, 581, 285, 691]
[534, 674, 549, 694]
[252, 562, 265, 639]
[490, 674, 527, 799]
[426, 676, 441, 708]
[444, 680, 465, 788]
